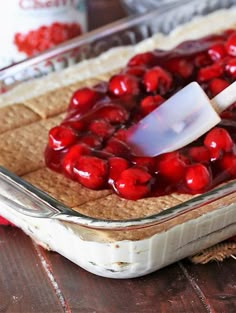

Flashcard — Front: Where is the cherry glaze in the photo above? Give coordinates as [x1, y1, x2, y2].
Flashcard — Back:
[45, 30, 236, 200]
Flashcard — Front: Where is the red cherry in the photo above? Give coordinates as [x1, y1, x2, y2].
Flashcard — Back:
[204, 127, 233, 158]
[62, 144, 91, 177]
[219, 153, 236, 177]
[220, 111, 236, 120]
[89, 119, 115, 138]
[131, 156, 156, 173]
[140, 95, 164, 116]
[187, 146, 211, 163]
[124, 66, 146, 77]
[108, 74, 139, 97]
[73, 156, 108, 189]
[48, 126, 77, 150]
[128, 52, 157, 67]
[197, 62, 224, 82]
[95, 104, 129, 124]
[77, 134, 102, 148]
[115, 95, 137, 112]
[194, 52, 212, 67]
[185, 164, 211, 192]
[165, 58, 193, 78]
[208, 43, 226, 61]
[156, 152, 187, 183]
[225, 32, 236, 56]
[108, 157, 130, 183]
[208, 78, 230, 97]
[104, 138, 131, 158]
[44, 146, 67, 172]
[114, 168, 153, 200]
[62, 119, 85, 132]
[225, 58, 236, 78]
[93, 150, 113, 160]
[69, 87, 101, 112]
[113, 128, 128, 142]
[143, 66, 172, 94]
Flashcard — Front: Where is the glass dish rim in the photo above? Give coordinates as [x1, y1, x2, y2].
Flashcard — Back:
[0, 0, 236, 230]
[0, 166, 235, 230]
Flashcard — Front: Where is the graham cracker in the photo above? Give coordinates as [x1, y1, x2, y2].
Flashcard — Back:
[71, 190, 236, 242]
[23, 168, 111, 208]
[0, 103, 40, 134]
[0, 114, 64, 176]
[73, 194, 181, 220]
[37, 113, 65, 131]
[23, 85, 73, 119]
[23, 78, 102, 119]
[171, 193, 195, 202]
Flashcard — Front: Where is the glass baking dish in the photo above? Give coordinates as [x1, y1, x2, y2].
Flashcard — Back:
[0, 0, 236, 279]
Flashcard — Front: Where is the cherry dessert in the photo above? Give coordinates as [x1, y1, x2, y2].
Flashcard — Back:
[45, 30, 236, 200]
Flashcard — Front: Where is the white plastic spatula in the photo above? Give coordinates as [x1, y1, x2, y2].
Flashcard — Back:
[126, 81, 236, 157]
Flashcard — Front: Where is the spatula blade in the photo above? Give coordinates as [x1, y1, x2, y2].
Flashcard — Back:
[126, 82, 221, 157]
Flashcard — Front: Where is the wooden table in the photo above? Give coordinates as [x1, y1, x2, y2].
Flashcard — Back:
[1, 1, 236, 312]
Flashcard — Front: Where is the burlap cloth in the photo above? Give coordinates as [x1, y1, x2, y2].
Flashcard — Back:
[189, 239, 236, 264]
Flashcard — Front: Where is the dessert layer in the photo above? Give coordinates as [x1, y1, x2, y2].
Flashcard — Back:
[0, 103, 40, 134]
[0, 9, 236, 222]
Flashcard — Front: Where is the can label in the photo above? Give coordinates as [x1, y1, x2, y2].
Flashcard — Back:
[0, 0, 87, 68]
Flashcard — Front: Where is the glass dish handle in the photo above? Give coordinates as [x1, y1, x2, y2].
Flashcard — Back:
[0, 166, 70, 218]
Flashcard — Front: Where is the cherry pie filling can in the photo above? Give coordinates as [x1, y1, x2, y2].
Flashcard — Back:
[0, 0, 87, 69]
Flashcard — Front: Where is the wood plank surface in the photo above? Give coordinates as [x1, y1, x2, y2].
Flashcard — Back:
[0, 228, 64, 313]
[180, 259, 236, 313]
[0, 227, 235, 313]
[43, 248, 208, 313]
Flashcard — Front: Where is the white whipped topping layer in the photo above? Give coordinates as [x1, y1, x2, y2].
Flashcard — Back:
[0, 8, 236, 107]
[0, 198, 235, 278]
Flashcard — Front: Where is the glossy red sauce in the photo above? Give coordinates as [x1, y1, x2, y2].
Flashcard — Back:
[45, 29, 236, 200]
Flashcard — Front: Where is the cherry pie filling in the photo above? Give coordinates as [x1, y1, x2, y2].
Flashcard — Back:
[45, 29, 236, 200]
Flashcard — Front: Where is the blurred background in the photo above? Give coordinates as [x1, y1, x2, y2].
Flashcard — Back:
[0, 0, 175, 69]
[88, 0, 177, 29]
[87, 0, 127, 30]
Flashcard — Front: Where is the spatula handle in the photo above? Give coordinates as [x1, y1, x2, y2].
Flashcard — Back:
[211, 81, 236, 113]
